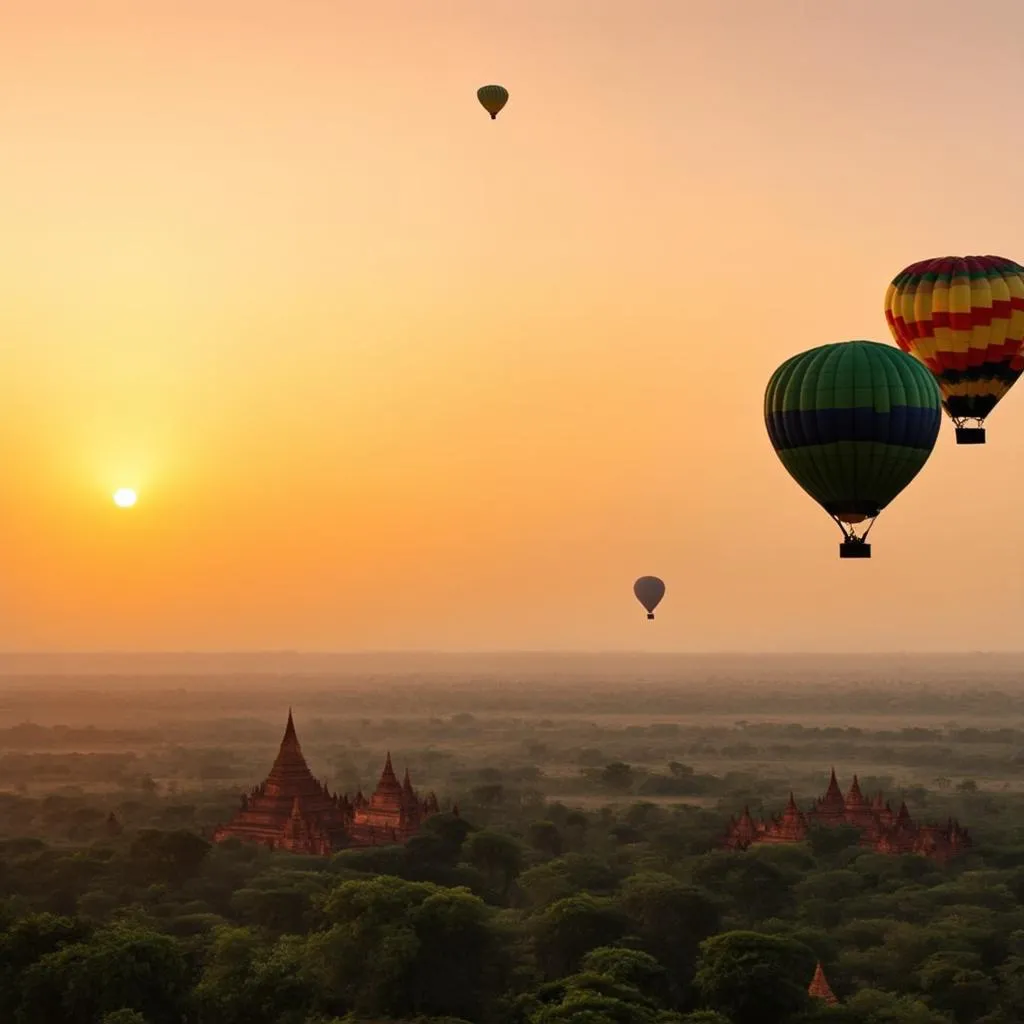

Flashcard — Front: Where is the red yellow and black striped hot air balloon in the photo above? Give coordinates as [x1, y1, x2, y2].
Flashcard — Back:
[884, 255, 1024, 444]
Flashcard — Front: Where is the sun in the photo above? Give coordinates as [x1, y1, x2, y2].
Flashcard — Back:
[112, 488, 138, 508]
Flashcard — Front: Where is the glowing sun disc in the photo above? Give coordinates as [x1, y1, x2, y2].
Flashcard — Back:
[113, 488, 138, 508]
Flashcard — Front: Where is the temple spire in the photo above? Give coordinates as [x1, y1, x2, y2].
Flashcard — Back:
[264, 710, 316, 795]
[379, 751, 400, 787]
[823, 767, 844, 804]
[272, 709, 305, 763]
[808, 962, 838, 1005]
[846, 774, 864, 805]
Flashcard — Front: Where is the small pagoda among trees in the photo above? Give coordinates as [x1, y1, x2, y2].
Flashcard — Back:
[213, 710, 440, 855]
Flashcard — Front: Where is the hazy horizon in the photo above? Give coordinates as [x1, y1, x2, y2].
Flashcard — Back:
[2, 650, 1024, 678]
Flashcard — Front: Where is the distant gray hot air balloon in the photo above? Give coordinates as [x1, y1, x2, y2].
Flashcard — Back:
[633, 576, 665, 620]
[477, 84, 509, 120]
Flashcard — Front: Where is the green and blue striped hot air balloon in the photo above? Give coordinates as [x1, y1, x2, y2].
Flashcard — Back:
[764, 340, 942, 559]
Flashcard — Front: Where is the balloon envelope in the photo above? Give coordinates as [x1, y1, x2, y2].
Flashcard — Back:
[764, 340, 941, 540]
[633, 576, 665, 619]
[884, 255, 1024, 440]
[477, 84, 509, 119]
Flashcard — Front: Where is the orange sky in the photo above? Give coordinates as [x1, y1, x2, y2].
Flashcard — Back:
[2, 0, 1024, 652]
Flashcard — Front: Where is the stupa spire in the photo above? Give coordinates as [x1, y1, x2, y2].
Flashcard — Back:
[846, 774, 864, 805]
[822, 767, 844, 805]
[808, 962, 838, 1005]
[379, 751, 400, 788]
[264, 710, 317, 797]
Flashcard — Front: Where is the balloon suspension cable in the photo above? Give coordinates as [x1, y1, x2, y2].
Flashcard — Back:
[831, 516, 872, 540]
[831, 515, 877, 543]
[951, 416, 986, 445]
[951, 415, 984, 429]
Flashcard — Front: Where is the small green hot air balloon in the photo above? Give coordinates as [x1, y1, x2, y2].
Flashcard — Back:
[764, 340, 941, 559]
[477, 84, 509, 120]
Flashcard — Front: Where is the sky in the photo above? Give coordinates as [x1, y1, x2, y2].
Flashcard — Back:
[3, 0, 1024, 653]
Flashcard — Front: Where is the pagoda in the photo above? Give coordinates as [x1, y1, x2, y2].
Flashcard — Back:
[348, 753, 436, 846]
[808, 962, 838, 1005]
[722, 768, 971, 863]
[213, 710, 441, 855]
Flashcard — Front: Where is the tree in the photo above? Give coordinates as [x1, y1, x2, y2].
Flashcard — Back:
[463, 830, 525, 896]
[844, 988, 953, 1023]
[533, 893, 630, 979]
[519, 855, 622, 909]
[528, 949, 671, 1024]
[419, 813, 474, 860]
[528, 821, 564, 859]
[0, 912, 91, 1019]
[194, 926, 314, 1024]
[230, 870, 331, 934]
[128, 829, 211, 885]
[691, 854, 794, 924]
[309, 875, 502, 1022]
[600, 763, 635, 793]
[916, 950, 997, 1022]
[693, 931, 815, 1024]
[581, 947, 668, 991]
[617, 873, 721, 1005]
[17, 924, 191, 1024]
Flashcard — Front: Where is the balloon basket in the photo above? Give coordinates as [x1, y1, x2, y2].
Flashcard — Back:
[839, 539, 871, 559]
[646, 613, 655, 620]
[955, 427, 985, 445]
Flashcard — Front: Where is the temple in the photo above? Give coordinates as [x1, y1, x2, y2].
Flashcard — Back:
[212, 710, 441, 855]
[723, 769, 971, 863]
[808, 962, 838, 1005]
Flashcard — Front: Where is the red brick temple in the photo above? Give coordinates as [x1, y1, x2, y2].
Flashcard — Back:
[212, 710, 441, 855]
[723, 768, 971, 863]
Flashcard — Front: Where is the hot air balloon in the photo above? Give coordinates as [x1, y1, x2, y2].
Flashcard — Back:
[633, 576, 665, 620]
[884, 255, 1024, 444]
[764, 340, 941, 559]
[477, 84, 509, 120]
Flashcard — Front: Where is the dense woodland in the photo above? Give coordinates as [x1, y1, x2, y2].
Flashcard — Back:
[4, 659, 1024, 1024]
